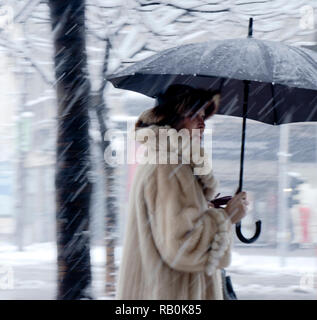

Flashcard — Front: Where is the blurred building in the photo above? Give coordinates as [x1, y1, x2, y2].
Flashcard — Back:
[0, 52, 16, 241]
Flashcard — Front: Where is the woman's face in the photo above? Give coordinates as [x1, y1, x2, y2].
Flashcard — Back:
[182, 108, 206, 139]
[178, 99, 217, 139]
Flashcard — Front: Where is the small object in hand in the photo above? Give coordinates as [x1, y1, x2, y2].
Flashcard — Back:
[209, 196, 232, 208]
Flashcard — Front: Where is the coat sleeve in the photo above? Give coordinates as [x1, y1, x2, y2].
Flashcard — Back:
[144, 164, 232, 274]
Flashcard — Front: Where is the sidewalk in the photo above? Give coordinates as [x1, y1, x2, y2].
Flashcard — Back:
[0, 242, 316, 300]
[227, 248, 317, 300]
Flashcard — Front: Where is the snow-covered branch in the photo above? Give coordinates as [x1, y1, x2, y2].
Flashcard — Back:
[0, 36, 54, 86]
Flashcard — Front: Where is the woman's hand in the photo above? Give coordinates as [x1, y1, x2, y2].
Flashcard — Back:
[208, 202, 215, 208]
[224, 191, 249, 224]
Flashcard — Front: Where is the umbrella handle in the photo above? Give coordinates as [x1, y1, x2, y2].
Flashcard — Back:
[235, 220, 261, 243]
[235, 185, 262, 244]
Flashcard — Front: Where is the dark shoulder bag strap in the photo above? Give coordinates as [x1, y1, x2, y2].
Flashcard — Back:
[221, 269, 238, 300]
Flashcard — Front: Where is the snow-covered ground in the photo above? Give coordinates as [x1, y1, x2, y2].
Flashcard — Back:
[227, 251, 317, 299]
[0, 242, 316, 299]
[230, 250, 317, 275]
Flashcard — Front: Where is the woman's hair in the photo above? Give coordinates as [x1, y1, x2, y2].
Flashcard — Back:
[135, 84, 220, 129]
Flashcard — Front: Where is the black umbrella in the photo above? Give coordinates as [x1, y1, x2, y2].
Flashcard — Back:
[108, 18, 317, 243]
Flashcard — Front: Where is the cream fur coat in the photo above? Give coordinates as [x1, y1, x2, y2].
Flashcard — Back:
[116, 110, 233, 300]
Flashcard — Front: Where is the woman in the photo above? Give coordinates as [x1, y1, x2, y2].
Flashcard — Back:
[116, 84, 248, 300]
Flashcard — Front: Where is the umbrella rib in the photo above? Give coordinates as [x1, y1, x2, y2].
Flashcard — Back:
[290, 45, 317, 70]
[254, 39, 274, 83]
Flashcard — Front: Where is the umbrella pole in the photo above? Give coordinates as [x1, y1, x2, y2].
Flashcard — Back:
[235, 79, 262, 243]
[238, 16, 253, 193]
[237, 80, 250, 193]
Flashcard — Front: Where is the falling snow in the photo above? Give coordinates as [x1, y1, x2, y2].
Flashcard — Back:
[0, 0, 316, 300]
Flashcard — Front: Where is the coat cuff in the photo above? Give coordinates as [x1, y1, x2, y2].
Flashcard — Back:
[205, 208, 231, 276]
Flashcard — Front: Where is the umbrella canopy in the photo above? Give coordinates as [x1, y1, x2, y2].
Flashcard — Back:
[109, 38, 317, 125]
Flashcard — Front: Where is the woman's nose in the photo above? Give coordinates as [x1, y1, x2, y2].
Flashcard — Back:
[198, 118, 205, 127]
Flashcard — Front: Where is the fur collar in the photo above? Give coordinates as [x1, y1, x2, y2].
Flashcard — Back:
[135, 124, 218, 201]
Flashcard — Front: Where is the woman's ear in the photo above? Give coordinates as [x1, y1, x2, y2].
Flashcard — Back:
[212, 93, 221, 114]
[205, 93, 221, 119]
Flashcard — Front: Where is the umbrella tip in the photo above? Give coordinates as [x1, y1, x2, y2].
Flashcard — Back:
[248, 17, 253, 38]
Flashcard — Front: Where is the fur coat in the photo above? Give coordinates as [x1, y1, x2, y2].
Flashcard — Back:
[116, 109, 233, 300]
